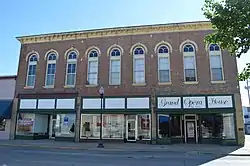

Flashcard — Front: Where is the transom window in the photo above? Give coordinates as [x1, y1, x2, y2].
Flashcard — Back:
[87, 49, 99, 85]
[184, 44, 194, 52]
[158, 45, 169, 54]
[109, 48, 121, 85]
[65, 51, 77, 86]
[45, 52, 57, 87]
[111, 49, 121, 56]
[89, 50, 98, 58]
[183, 44, 197, 82]
[134, 47, 144, 55]
[133, 46, 145, 84]
[158, 45, 170, 83]
[26, 54, 38, 87]
[209, 44, 224, 81]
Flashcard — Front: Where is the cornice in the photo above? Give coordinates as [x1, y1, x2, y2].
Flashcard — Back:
[16, 21, 213, 44]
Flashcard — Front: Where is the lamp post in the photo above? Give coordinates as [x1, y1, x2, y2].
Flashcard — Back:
[97, 86, 104, 148]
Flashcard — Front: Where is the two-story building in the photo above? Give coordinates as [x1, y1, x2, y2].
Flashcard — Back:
[0, 75, 16, 140]
[10, 21, 245, 145]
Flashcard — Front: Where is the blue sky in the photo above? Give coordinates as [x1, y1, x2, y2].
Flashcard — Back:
[0, 0, 249, 105]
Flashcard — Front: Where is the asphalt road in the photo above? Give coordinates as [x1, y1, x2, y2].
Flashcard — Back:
[0, 146, 249, 166]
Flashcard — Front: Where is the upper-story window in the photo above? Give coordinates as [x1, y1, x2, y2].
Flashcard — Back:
[109, 48, 121, 85]
[87, 49, 99, 85]
[65, 50, 78, 86]
[45, 52, 57, 87]
[133, 47, 145, 84]
[183, 44, 197, 82]
[157, 45, 170, 83]
[209, 44, 224, 81]
[26, 54, 38, 87]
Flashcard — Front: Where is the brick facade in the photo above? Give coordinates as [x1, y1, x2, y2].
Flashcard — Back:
[15, 29, 239, 97]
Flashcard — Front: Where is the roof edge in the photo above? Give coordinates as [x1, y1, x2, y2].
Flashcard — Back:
[16, 20, 212, 44]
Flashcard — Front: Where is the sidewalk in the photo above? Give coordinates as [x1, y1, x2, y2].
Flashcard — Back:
[0, 139, 249, 156]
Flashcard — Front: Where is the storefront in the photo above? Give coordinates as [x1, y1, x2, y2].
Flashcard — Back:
[80, 96, 151, 143]
[156, 95, 237, 145]
[15, 98, 76, 141]
[0, 100, 13, 140]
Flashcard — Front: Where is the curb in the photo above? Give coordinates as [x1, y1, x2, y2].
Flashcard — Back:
[0, 144, 249, 156]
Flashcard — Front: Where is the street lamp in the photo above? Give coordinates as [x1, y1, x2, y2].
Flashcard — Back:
[97, 86, 104, 148]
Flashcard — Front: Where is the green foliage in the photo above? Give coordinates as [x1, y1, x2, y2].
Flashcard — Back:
[202, 0, 250, 81]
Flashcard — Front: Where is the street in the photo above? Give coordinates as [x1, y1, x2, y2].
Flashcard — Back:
[0, 146, 249, 166]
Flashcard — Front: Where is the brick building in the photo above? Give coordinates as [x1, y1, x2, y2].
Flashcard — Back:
[10, 21, 245, 145]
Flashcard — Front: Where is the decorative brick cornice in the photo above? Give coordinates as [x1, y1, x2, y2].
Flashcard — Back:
[16, 21, 212, 44]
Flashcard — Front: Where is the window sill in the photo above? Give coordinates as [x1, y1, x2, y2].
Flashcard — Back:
[109, 84, 121, 86]
[43, 86, 54, 89]
[85, 84, 98, 87]
[24, 86, 34, 89]
[132, 83, 146, 86]
[184, 81, 199, 85]
[64, 85, 75, 88]
[158, 82, 172, 86]
[211, 80, 226, 84]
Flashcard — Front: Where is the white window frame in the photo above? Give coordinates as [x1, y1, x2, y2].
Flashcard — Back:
[209, 44, 225, 82]
[45, 53, 57, 87]
[109, 49, 121, 85]
[87, 50, 99, 85]
[133, 47, 145, 84]
[157, 46, 171, 83]
[65, 51, 77, 87]
[183, 44, 197, 82]
[25, 55, 38, 88]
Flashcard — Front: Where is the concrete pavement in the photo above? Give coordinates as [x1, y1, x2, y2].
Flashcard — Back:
[0, 135, 249, 156]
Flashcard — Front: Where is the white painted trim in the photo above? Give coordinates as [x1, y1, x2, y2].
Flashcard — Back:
[157, 52, 171, 83]
[154, 41, 173, 53]
[183, 50, 197, 82]
[64, 47, 79, 59]
[107, 44, 124, 56]
[179, 39, 198, 52]
[44, 49, 59, 60]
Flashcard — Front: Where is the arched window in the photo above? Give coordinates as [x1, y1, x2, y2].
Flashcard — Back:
[87, 49, 99, 85]
[209, 44, 224, 81]
[183, 44, 197, 82]
[65, 51, 77, 86]
[109, 48, 121, 85]
[133, 47, 145, 84]
[26, 54, 38, 87]
[157, 45, 170, 83]
[45, 52, 57, 87]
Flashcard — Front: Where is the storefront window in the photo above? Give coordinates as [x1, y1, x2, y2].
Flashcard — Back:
[56, 114, 75, 137]
[200, 114, 223, 138]
[222, 113, 235, 139]
[102, 114, 124, 139]
[170, 115, 181, 137]
[137, 114, 151, 140]
[158, 114, 170, 138]
[81, 114, 100, 139]
[0, 119, 6, 131]
[16, 113, 35, 136]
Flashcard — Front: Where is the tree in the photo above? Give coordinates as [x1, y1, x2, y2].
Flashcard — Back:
[202, 0, 250, 81]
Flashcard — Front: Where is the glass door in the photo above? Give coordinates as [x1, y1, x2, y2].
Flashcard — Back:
[49, 115, 57, 139]
[126, 115, 137, 141]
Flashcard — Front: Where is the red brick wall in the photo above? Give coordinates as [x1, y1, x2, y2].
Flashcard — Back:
[16, 30, 240, 98]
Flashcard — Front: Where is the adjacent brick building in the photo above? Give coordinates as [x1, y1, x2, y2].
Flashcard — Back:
[10, 21, 245, 145]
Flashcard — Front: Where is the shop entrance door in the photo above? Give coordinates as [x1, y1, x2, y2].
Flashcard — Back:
[184, 114, 198, 143]
[49, 115, 56, 139]
[126, 115, 137, 142]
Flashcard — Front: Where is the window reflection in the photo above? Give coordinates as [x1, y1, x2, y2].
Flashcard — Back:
[158, 114, 170, 138]
[137, 114, 151, 140]
[170, 115, 182, 137]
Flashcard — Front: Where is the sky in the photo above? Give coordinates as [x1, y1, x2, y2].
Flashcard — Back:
[0, 0, 249, 106]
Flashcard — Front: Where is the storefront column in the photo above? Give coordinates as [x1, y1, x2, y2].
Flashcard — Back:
[9, 97, 18, 140]
[74, 96, 81, 142]
[234, 93, 245, 146]
[151, 95, 157, 144]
